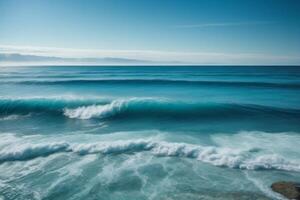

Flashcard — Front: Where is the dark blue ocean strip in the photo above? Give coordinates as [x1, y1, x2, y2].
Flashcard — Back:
[3, 79, 300, 89]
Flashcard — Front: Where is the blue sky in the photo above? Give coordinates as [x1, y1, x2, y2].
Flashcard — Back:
[0, 0, 300, 64]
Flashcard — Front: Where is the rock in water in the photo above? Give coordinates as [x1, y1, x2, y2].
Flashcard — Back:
[271, 181, 300, 200]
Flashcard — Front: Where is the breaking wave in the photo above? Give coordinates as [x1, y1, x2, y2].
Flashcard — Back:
[1, 97, 299, 120]
[1, 133, 299, 172]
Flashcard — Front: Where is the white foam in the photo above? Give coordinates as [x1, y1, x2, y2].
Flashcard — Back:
[70, 139, 155, 155]
[0, 142, 69, 162]
[244, 172, 288, 200]
[0, 115, 20, 121]
[0, 133, 299, 172]
[0, 114, 31, 121]
[63, 98, 163, 119]
[64, 103, 119, 119]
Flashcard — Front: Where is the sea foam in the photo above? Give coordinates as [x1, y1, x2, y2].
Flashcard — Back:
[64, 100, 125, 119]
[1, 133, 299, 172]
[63, 98, 169, 119]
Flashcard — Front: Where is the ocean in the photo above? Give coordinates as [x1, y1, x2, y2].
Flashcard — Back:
[0, 66, 299, 200]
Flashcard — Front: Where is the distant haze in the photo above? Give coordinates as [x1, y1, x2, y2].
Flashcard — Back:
[1, 0, 300, 65]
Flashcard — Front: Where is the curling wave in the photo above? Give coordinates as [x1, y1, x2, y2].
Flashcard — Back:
[1, 97, 300, 120]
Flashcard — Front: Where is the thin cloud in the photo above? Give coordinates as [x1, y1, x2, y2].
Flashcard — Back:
[0, 44, 299, 66]
[172, 21, 274, 29]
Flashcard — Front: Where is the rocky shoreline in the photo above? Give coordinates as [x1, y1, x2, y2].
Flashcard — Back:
[271, 182, 300, 200]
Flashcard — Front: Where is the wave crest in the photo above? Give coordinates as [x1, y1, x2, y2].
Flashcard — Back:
[1, 97, 300, 120]
[63, 98, 168, 119]
[1, 135, 299, 172]
[0, 142, 70, 162]
[63, 98, 300, 120]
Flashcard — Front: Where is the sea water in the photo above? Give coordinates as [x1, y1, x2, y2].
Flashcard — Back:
[0, 66, 300, 200]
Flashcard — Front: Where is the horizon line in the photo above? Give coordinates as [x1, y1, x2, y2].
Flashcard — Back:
[1, 44, 300, 65]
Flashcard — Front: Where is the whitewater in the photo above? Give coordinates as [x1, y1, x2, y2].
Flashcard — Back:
[0, 66, 300, 200]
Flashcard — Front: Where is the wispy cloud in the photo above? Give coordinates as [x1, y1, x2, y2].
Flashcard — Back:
[0, 44, 299, 66]
[172, 21, 274, 29]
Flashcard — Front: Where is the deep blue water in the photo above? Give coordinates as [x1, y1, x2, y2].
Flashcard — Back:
[0, 66, 300, 200]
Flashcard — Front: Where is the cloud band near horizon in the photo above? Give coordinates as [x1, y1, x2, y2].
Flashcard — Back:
[0, 45, 300, 66]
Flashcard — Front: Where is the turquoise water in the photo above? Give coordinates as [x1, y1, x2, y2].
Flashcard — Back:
[0, 66, 300, 200]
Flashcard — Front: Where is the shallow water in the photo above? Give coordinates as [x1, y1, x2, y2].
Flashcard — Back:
[0, 66, 300, 200]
